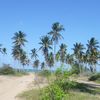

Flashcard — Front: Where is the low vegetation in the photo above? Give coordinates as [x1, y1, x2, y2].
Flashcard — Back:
[0, 22, 100, 100]
[18, 68, 100, 100]
[88, 73, 100, 83]
[0, 64, 28, 76]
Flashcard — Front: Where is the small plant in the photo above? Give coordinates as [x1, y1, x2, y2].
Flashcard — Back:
[88, 73, 100, 81]
[41, 83, 66, 100]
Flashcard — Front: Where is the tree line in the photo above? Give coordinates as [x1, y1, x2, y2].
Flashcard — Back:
[0, 22, 100, 73]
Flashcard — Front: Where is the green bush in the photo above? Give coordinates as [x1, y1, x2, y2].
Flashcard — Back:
[0, 64, 28, 76]
[0, 64, 15, 75]
[38, 69, 51, 77]
[40, 68, 76, 100]
[88, 73, 100, 81]
[41, 83, 66, 100]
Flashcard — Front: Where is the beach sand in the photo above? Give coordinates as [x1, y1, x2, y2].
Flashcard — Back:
[0, 73, 34, 100]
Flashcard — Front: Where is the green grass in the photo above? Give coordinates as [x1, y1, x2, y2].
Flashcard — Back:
[17, 89, 40, 100]
[17, 88, 100, 100]
[66, 92, 100, 100]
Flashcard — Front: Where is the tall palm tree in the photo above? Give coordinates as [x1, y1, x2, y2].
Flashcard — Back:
[72, 42, 85, 73]
[30, 48, 38, 60]
[48, 22, 64, 65]
[86, 37, 100, 72]
[12, 31, 27, 47]
[39, 35, 52, 63]
[12, 31, 27, 68]
[59, 43, 67, 64]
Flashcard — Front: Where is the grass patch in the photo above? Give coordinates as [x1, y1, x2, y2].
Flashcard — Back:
[17, 88, 100, 100]
[66, 92, 100, 100]
[17, 89, 40, 100]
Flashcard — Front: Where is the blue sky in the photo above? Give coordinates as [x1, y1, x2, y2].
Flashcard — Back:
[0, 0, 100, 70]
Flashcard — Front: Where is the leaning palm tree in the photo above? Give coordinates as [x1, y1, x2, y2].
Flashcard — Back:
[48, 22, 64, 65]
[86, 37, 100, 72]
[39, 35, 52, 63]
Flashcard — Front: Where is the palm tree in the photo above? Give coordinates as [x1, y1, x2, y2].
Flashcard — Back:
[86, 37, 100, 72]
[33, 59, 40, 71]
[48, 22, 64, 65]
[20, 51, 29, 68]
[55, 51, 60, 62]
[0, 44, 6, 54]
[30, 48, 38, 60]
[47, 52, 54, 68]
[59, 43, 67, 65]
[39, 35, 52, 63]
[72, 42, 85, 73]
[0, 44, 7, 65]
[66, 54, 74, 68]
[41, 62, 46, 70]
[12, 31, 27, 47]
[12, 31, 27, 69]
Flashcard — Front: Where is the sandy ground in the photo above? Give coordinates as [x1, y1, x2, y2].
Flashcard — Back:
[0, 73, 34, 100]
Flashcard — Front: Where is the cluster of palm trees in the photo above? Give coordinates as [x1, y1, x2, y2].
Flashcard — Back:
[12, 31, 29, 68]
[30, 22, 100, 73]
[0, 22, 100, 73]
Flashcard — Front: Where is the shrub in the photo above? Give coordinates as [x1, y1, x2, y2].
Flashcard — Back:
[41, 83, 66, 100]
[0, 64, 28, 76]
[38, 69, 51, 77]
[88, 73, 100, 81]
[0, 64, 15, 75]
[40, 68, 76, 100]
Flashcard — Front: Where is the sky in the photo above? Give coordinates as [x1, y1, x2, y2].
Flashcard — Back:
[0, 0, 100, 70]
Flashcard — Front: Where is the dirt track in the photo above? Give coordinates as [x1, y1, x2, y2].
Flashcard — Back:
[0, 74, 34, 100]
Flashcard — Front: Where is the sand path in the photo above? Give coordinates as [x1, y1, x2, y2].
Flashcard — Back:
[0, 73, 34, 100]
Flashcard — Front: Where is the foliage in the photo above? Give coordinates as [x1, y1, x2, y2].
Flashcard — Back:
[0, 64, 15, 75]
[88, 73, 100, 81]
[70, 62, 80, 74]
[18, 89, 100, 100]
[0, 64, 28, 76]
[38, 69, 51, 77]
[41, 83, 66, 100]
[40, 68, 76, 100]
